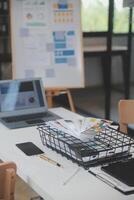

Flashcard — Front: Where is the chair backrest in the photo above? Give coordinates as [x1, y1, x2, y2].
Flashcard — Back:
[118, 100, 134, 134]
[0, 162, 16, 200]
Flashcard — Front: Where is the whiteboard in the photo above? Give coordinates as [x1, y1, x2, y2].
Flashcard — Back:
[10, 0, 84, 88]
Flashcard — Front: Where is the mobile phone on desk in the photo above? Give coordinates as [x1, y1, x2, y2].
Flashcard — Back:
[16, 142, 44, 156]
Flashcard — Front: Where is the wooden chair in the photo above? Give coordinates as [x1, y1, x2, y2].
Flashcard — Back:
[118, 100, 134, 134]
[0, 162, 16, 200]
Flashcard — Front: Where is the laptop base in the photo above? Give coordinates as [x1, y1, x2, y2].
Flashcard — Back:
[1, 111, 61, 129]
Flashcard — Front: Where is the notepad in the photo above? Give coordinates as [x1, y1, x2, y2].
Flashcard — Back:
[101, 158, 134, 187]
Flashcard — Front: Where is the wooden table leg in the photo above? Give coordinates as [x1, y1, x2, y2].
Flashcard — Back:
[46, 90, 53, 108]
[66, 89, 76, 112]
[45, 89, 76, 112]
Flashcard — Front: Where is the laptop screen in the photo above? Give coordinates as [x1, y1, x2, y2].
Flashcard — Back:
[0, 78, 47, 117]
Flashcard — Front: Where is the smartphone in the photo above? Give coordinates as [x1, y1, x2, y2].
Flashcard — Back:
[16, 142, 44, 156]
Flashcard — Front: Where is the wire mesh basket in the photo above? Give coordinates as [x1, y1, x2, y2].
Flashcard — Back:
[37, 124, 134, 169]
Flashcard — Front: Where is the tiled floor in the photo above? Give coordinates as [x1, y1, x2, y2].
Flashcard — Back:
[15, 176, 38, 200]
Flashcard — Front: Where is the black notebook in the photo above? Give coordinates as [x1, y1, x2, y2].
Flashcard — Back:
[102, 158, 134, 187]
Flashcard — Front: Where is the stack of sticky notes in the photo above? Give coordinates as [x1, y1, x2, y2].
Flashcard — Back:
[46, 117, 112, 140]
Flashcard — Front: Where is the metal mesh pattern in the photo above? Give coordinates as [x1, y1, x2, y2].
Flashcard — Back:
[37, 124, 134, 169]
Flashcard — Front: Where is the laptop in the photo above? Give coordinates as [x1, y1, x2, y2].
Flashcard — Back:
[0, 78, 60, 129]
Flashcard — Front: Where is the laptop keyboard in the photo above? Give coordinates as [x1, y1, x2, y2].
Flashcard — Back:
[2, 112, 53, 123]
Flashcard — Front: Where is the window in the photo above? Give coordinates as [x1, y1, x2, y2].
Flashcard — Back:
[114, 0, 130, 33]
[81, 0, 109, 32]
[81, 0, 134, 33]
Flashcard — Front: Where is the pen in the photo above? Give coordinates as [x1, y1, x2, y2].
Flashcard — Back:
[39, 154, 63, 168]
[89, 170, 118, 190]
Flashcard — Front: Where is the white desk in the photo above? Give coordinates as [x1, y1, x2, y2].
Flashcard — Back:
[0, 107, 133, 200]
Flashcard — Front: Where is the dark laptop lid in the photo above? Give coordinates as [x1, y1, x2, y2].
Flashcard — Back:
[0, 78, 48, 118]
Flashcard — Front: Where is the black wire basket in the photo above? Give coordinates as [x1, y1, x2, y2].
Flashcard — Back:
[37, 124, 134, 169]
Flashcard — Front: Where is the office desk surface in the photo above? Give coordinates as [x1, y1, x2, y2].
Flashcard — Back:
[0, 107, 133, 200]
